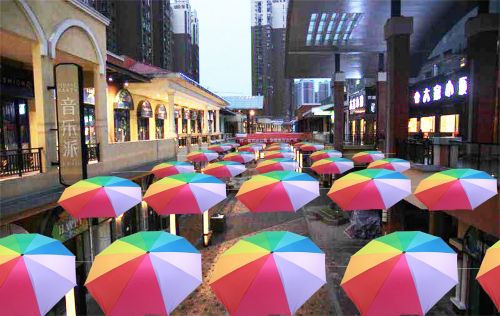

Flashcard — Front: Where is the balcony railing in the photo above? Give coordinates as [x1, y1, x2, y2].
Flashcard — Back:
[403, 139, 434, 165]
[0, 148, 43, 178]
[344, 133, 377, 146]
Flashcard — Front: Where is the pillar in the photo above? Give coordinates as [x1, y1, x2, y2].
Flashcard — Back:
[31, 45, 56, 171]
[333, 66, 345, 150]
[167, 92, 176, 138]
[186, 111, 191, 134]
[215, 109, 220, 133]
[465, 10, 499, 143]
[376, 71, 387, 150]
[384, 10, 413, 156]
[93, 65, 108, 160]
[203, 106, 209, 134]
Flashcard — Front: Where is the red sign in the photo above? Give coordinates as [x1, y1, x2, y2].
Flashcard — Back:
[235, 133, 311, 144]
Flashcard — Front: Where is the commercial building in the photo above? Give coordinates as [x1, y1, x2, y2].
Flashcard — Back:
[171, 0, 199, 82]
[223, 95, 264, 134]
[251, 0, 292, 118]
[0, 1, 225, 313]
[317, 79, 331, 103]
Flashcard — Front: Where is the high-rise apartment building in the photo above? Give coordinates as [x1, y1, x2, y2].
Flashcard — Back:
[317, 80, 331, 103]
[153, 0, 174, 70]
[251, 0, 292, 119]
[171, 0, 200, 82]
[293, 79, 315, 107]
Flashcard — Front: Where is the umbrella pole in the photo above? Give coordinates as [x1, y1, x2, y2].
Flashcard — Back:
[65, 288, 76, 316]
[88, 218, 94, 262]
[170, 214, 177, 235]
[203, 210, 210, 247]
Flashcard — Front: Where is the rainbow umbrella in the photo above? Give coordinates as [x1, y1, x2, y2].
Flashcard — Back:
[208, 144, 232, 152]
[300, 143, 324, 152]
[414, 168, 498, 211]
[0, 234, 76, 316]
[328, 169, 411, 210]
[310, 149, 342, 162]
[152, 161, 195, 178]
[222, 142, 240, 149]
[203, 161, 246, 178]
[236, 171, 319, 212]
[341, 231, 457, 316]
[210, 231, 326, 316]
[186, 150, 218, 163]
[265, 150, 295, 159]
[352, 150, 385, 164]
[266, 145, 292, 152]
[293, 141, 308, 148]
[368, 158, 411, 172]
[239, 145, 257, 153]
[312, 157, 354, 175]
[223, 152, 255, 164]
[477, 240, 500, 311]
[58, 176, 141, 218]
[85, 231, 201, 316]
[256, 158, 298, 174]
[144, 173, 226, 215]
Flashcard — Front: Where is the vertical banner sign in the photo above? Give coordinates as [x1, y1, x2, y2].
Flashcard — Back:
[55, 64, 87, 186]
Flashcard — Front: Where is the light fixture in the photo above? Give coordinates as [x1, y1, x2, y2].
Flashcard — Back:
[108, 76, 113, 82]
[249, 110, 255, 116]
[124, 81, 129, 87]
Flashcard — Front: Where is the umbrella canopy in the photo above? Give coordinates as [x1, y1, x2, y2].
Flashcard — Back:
[300, 143, 324, 152]
[264, 150, 295, 159]
[223, 152, 255, 164]
[203, 161, 246, 178]
[367, 158, 411, 172]
[58, 176, 142, 219]
[256, 158, 298, 173]
[85, 231, 201, 316]
[266, 145, 292, 152]
[477, 240, 500, 311]
[0, 234, 76, 316]
[144, 173, 226, 215]
[152, 161, 195, 178]
[341, 231, 457, 316]
[328, 169, 411, 210]
[236, 171, 319, 212]
[312, 157, 354, 175]
[186, 150, 218, 163]
[210, 231, 326, 316]
[239, 145, 257, 153]
[310, 149, 342, 162]
[221, 142, 240, 149]
[414, 168, 498, 211]
[352, 151, 385, 164]
[293, 141, 308, 148]
[208, 144, 232, 152]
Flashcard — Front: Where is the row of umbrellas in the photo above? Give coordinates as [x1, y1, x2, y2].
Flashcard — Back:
[2, 231, 498, 315]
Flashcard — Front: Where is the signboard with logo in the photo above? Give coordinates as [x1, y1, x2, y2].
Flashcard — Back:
[51, 211, 89, 242]
[410, 72, 468, 107]
[55, 63, 86, 186]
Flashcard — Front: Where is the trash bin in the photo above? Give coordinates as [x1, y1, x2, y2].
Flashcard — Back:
[210, 213, 226, 233]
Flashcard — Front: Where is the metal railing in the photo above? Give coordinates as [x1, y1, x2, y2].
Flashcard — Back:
[86, 144, 100, 162]
[344, 133, 377, 146]
[0, 148, 43, 177]
[404, 139, 434, 165]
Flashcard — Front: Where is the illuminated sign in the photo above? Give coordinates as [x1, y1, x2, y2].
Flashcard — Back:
[349, 89, 376, 114]
[412, 76, 467, 105]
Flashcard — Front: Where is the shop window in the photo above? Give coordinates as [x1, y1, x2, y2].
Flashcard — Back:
[137, 100, 152, 141]
[113, 89, 133, 143]
[155, 104, 166, 139]
[83, 106, 96, 145]
[440, 114, 459, 134]
[1, 98, 31, 150]
[420, 116, 435, 133]
[408, 118, 418, 133]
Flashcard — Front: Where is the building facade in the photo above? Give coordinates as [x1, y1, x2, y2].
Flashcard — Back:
[251, 0, 292, 119]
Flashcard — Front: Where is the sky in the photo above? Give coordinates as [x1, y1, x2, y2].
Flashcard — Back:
[190, 0, 252, 96]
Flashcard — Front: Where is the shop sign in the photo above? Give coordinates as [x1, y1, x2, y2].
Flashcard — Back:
[0, 65, 34, 97]
[83, 87, 95, 105]
[156, 104, 167, 120]
[114, 89, 134, 110]
[52, 212, 88, 242]
[412, 76, 467, 105]
[138, 100, 153, 118]
[55, 63, 86, 186]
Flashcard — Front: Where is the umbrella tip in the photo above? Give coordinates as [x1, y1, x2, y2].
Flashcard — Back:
[146, 251, 150, 254]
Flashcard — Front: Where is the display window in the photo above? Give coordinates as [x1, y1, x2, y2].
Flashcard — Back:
[408, 118, 418, 133]
[420, 116, 435, 133]
[440, 114, 459, 134]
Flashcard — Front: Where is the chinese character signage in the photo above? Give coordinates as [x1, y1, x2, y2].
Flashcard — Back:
[55, 64, 86, 186]
[411, 75, 467, 106]
[349, 88, 376, 114]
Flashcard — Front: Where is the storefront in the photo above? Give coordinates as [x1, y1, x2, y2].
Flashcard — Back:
[155, 104, 166, 139]
[113, 89, 133, 142]
[409, 71, 468, 138]
[347, 87, 377, 145]
[137, 100, 152, 140]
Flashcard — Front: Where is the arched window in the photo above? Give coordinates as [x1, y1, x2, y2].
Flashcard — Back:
[137, 100, 152, 140]
[113, 89, 133, 142]
[155, 104, 167, 139]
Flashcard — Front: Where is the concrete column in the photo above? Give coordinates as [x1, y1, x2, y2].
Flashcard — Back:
[31, 45, 56, 171]
[215, 109, 220, 133]
[333, 72, 345, 150]
[177, 112, 183, 135]
[376, 71, 387, 149]
[186, 111, 192, 134]
[167, 92, 176, 138]
[93, 66, 108, 160]
[384, 15, 413, 156]
[465, 13, 499, 143]
[203, 106, 209, 134]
